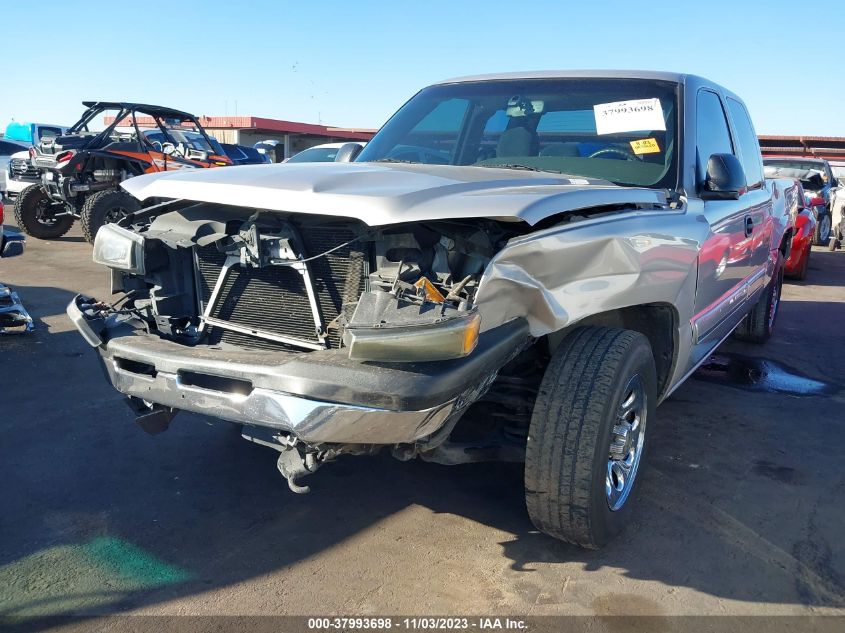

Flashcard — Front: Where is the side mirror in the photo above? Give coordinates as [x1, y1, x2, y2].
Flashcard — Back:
[335, 143, 363, 163]
[701, 153, 746, 200]
[1, 234, 25, 258]
[161, 143, 176, 156]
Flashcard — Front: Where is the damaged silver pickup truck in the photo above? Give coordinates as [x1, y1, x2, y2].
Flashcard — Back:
[69, 71, 793, 548]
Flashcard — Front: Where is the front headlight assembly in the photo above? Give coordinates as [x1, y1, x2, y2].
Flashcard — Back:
[343, 292, 481, 363]
[344, 309, 481, 362]
[92, 223, 146, 274]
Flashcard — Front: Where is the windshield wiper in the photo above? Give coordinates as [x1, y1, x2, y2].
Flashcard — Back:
[373, 159, 580, 178]
[477, 163, 543, 172]
[478, 163, 583, 176]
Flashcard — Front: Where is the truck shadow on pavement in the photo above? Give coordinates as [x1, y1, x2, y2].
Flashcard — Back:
[792, 249, 845, 287]
[2, 287, 845, 625]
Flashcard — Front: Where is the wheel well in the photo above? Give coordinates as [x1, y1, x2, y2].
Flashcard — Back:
[779, 229, 792, 258]
[547, 303, 678, 398]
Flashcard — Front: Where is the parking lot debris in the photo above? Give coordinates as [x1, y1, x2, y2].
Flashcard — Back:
[125, 396, 178, 435]
[696, 353, 837, 396]
[0, 282, 34, 334]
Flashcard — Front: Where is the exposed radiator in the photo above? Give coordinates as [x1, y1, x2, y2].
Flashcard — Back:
[194, 223, 368, 351]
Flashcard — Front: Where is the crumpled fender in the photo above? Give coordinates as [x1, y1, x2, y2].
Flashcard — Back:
[475, 209, 706, 337]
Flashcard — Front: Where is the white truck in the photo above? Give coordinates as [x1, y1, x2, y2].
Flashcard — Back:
[3, 122, 69, 199]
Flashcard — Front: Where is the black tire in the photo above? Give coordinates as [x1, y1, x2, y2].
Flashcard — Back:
[80, 189, 141, 244]
[12, 185, 75, 240]
[813, 212, 831, 246]
[734, 253, 783, 343]
[525, 327, 657, 549]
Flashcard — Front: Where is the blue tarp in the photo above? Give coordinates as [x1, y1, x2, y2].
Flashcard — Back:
[4, 122, 33, 143]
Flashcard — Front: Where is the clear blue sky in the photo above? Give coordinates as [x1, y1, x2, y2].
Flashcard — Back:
[3, 0, 843, 136]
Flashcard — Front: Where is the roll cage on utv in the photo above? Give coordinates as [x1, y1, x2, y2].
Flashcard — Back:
[13, 102, 232, 243]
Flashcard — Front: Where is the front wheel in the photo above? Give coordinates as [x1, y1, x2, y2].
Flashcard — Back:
[80, 189, 141, 244]
[12, 185, 75, 240]
[734, 253, 783, 343]
[525, 327, 657, 549]
[814, 213, 831, 246]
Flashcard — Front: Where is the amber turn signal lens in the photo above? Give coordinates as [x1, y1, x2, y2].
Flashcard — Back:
[461, 311, 481, 355]
[414, 277, 446, 303]
[345, 312, 482, 362]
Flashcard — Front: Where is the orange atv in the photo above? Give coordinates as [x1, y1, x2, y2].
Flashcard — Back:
[13, 102, 232, 243]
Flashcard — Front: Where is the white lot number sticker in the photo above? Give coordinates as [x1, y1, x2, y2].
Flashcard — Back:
[593, 98, 666, 135]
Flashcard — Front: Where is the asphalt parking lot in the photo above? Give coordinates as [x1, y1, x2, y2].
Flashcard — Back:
[1, 212, 844, 624]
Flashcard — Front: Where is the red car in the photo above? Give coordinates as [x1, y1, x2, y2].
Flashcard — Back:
[784, 183, 818, 280]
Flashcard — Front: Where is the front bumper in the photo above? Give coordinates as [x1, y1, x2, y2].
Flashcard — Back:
[5, 176, 36, 197]
[68, 296, 529, 445]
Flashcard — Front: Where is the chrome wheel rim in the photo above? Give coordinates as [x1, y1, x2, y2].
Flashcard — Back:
[606, 374, 647, 512]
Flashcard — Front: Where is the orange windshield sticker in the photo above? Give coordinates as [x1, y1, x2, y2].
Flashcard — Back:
[630, 138, 660, 155]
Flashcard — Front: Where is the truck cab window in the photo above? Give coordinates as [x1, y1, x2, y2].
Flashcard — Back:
[695, 90, 734, 186]
[726, 98, 764, 189]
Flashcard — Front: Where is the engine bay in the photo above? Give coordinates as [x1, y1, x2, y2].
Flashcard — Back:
[106, 205, 521, 359]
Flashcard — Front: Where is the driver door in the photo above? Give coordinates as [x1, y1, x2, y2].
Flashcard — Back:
[691, 90, 755, 354]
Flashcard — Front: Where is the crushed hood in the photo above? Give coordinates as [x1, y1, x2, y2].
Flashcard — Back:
[122, 162, 668, 226]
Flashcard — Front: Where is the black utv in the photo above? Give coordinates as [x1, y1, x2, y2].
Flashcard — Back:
[13, 102, 232, 243]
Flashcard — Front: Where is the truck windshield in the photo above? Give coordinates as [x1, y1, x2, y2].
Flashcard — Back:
[358, 78, 679, 188]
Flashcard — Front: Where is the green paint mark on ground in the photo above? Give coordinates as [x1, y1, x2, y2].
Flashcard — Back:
[81, 536, 192, 587]
[0, 536, 192, 617]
